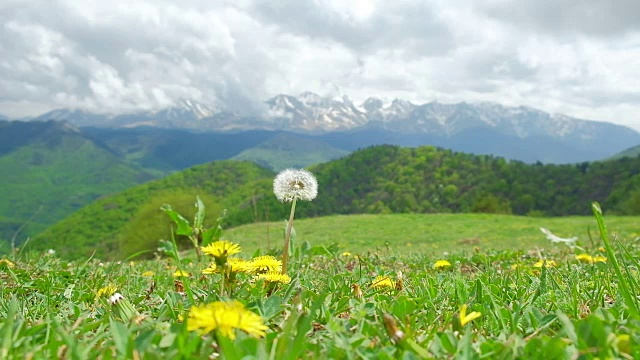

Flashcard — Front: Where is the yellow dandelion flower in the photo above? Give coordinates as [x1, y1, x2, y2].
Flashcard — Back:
[201, 240, 241, 264]
[0, 259, 15, 268]
[187, 300, 267, 339]
[341, 251, 352, 257]
[593, 255, 607, 263]
[202, 259, 251, 275]
[247, 255, 282, 274]
[433, 260, 452, 270]
[256, 271, 291, 284]
[141, 271, 155, 277]
[202, 264, 217, 275]
[173, 269, 191, 278]
[533, 260, 557, 268]
[97, 284, 118, 298]
[371, 275, 395, 289]
[227, 258, 251, 274]
[459, 304, 482, 326]
[575, 253, 594, 263]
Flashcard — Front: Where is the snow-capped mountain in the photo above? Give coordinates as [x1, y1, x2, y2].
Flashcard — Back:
[266, 93, 368, 131]
[12, 92, 640, 163]
[26, 93, 637, 140]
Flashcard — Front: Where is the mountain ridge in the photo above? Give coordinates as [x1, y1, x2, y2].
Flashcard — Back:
[7, 93, 640, 163]
[26, 93, 637, 137]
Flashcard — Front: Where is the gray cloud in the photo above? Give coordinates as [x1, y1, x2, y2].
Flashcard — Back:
[251, 1, 455, 57]
[0, 0, 639, 130]
[478, 0, 640, 37]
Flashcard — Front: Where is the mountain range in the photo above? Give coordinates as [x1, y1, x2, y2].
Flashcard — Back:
[19, 93, 640, 163]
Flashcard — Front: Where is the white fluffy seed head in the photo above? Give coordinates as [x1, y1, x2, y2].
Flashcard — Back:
[273, 168, 318, 202]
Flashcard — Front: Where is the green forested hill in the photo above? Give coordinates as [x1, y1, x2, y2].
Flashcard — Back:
[31, 145, 640, 259]
[0, 121, 155, 246]
[29, 161, 281, 259]
[299, 145, 640, 217]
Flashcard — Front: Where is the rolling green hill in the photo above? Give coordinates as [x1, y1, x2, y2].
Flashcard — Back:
[0, 122, 351, 249]
[0, 120, 155, 244]
[29, 161, 279, 259]
[231, 133, 348, 171]
[30, 145, 640, 260]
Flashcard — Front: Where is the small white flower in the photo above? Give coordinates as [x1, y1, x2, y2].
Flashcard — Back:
[47, 249, 56, 255]
[273, 168, 318, 202]
[109, 293, 124, 305]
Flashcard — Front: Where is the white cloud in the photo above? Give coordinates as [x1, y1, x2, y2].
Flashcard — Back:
[0, 0, 638, 131]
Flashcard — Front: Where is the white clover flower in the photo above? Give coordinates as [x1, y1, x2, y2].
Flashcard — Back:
[273, 168, 318, 202]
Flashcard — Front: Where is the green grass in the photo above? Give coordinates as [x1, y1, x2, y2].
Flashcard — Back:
[2, 208, 640, 358]
[224, 213, 640, 255]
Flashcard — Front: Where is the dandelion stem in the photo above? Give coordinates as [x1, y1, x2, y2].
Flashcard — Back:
[282, 198, 297, 275]
[219, 263, 227, 298]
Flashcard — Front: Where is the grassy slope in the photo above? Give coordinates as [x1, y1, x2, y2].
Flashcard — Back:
[231, 133, 349, 171]
[29, 161, 277, 259]
[0, 131, 154, 243]
[224, 213, 640, 255]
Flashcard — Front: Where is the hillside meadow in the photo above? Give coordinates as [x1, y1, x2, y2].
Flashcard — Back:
[224, 213, 640, 256]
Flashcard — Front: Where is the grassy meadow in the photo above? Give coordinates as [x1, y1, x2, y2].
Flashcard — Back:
[224, 213, 640, 256]
[2, 202, 640, 359]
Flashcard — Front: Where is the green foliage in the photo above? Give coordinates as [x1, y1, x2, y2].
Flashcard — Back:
[160, 196, 226, 262]
[117, 192, 223, 259]
[29, 144, 640, 259]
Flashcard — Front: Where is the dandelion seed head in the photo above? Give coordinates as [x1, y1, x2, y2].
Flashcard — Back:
[273, 168, 318, 202]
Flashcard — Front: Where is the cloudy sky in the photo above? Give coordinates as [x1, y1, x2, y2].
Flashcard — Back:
[1, 0, 639, 129]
